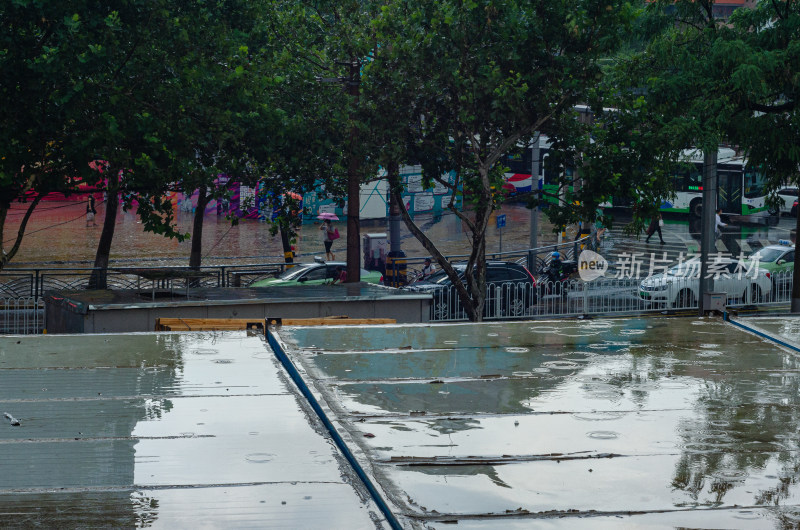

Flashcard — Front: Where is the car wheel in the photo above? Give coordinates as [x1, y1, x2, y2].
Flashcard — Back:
[675, 288, 696, 308]
[750, 284, 763, 304]
[793, 205, 798, 218]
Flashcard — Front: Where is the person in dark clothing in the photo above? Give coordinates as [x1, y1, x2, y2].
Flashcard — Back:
[548, 251, 565, 280]
[86, 195, 97, 227]
[645, 213, 665, 244]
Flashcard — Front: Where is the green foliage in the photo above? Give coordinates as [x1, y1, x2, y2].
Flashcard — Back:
[362, 0, 632, 319]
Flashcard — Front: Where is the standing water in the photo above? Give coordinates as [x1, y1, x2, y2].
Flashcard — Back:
[3, 200, 543, 267]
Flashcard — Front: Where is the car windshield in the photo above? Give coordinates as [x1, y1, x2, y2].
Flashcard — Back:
[749, 248, 785, 263]
[667, 260, 702, 277]
[278, 265, 316, 280]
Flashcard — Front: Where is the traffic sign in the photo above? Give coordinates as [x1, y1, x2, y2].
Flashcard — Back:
[496, 214, 506, 229]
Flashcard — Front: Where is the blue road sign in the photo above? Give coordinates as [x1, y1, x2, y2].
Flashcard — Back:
[496, 214, 506, 229]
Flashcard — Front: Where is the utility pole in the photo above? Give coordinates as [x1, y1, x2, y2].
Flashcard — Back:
[528, 133, 541, 274]
[529, 133, 541, 249]
[699, 149, 717, 313]
[386, 161, 406, 287]
[345, 58, 361, 282]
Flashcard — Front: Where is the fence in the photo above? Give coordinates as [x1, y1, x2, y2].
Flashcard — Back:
[426, 269, 796, 322]
[0, 263, 287, 334]
[0, 297, 44, 335]
[0, 263, 288, 302]
[1, 254, 795, 332]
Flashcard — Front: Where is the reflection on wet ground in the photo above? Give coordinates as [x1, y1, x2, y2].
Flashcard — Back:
[0, 332, 383, 528]
[278, 317, 800, 528]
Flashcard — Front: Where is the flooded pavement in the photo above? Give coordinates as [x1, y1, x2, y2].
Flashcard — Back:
[7, 198, 798, 268]
[275, 317, 800, 528]
[0, 332, 385, 528]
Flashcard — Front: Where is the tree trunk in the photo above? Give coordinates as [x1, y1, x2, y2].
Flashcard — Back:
[89, 170, 120, 289]
[387, 160, 492, 322]
[465, 190, 490, 322]
[0, 194, 44, 271]
[189, 186, 210, 270]
[280, 224, 294, 266]
[791, 192, 800, 313]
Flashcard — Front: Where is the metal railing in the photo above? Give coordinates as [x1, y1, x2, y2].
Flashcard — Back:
[0, 263, 289, 303]
[1, 254, 795, 332]
[0, 297, 44, 335]
[426, 269, 797, 322]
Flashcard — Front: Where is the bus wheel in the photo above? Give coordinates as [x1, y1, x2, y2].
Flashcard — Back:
[690, 200, 703, 218]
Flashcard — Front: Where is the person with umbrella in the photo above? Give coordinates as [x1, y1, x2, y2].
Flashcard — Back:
[318, 212, 339, 261]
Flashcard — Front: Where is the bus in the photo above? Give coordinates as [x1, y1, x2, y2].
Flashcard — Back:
[659, 148, 769, 218]
[500, 141, 770, 218]
[500, 135, 571, 200]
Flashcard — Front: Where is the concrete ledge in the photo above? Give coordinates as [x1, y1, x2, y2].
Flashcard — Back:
[44, 284, 431, 333]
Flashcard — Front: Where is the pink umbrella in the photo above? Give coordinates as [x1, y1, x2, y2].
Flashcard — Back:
[317, 212, 339, 220]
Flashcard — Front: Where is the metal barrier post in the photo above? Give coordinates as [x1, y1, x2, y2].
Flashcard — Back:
[386, 251, 407, 287]
[582, 280, 589, 316]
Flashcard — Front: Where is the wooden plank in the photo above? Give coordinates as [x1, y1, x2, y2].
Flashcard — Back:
[155, 317, 396, 331]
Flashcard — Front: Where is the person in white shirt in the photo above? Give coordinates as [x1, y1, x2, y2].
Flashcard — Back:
[421, 258, 436, 280]
[715, 208, 727, 238]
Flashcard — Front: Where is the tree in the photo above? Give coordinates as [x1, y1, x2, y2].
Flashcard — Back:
[64, 1, 274, 285]
[266, 1, 385, 282]
[0, 1, 100, 269]
[365, 0, 633, 321]
[716, 2, 800, 311]
[594, 0, 800, 312]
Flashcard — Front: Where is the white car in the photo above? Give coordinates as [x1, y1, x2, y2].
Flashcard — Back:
[776, 188, 798, 216]
[638, 257, 772, 308]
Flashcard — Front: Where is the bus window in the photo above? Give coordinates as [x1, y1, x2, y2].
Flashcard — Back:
[686, 168, 702, 192]
[502, 150, 531, 174]
[744, 169, 766, 198]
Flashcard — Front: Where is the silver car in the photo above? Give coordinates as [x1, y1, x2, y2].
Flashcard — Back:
[638, 257, 772, 308]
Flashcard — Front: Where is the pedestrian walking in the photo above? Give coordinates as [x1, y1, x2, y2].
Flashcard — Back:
[715, 208, 727, 239]
[86, 195, 97, 227]
[645, 213, 665, 244]
[319, 219, 336, 261]
[594, 207, 607, 246]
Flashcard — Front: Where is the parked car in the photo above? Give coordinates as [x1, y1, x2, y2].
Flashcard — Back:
[402, 261, 537, 319]
[748, 244, 795, 274]
[638, 257, 772, 308]
[250, 261, 383, 287]
[776, 188, 799, 216]
[747, 243, 795, 289]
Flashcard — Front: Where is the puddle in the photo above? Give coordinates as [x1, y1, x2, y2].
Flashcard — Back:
[279, 317, 800, 525]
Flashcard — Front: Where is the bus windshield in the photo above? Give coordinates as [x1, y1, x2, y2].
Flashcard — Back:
[744, 169, 766, 199]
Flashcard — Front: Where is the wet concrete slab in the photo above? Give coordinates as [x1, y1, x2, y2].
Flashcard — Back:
[0, 332, 384, 528]
[275, 317, 800, 528]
